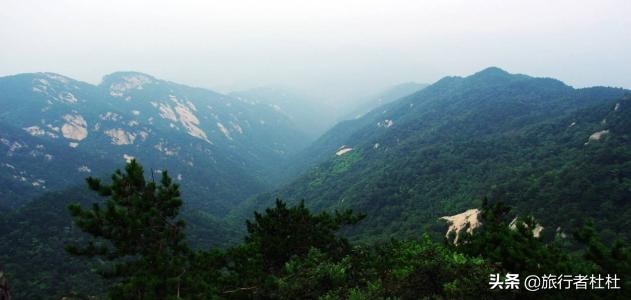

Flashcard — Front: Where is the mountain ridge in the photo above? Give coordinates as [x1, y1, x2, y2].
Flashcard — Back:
[0, 71, 310, 212]
[234, 67, 630, 243]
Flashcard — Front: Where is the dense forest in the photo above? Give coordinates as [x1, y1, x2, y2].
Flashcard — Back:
[241, 68, 631, 244]
[2, 0, 630, 297]
[2, 68, 630, 299]
[2, 160, 629, 299]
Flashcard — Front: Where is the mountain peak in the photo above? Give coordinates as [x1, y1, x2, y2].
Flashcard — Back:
[38, 72, 75, 82]
[430, 67, 514, 89]
[471, 66, 511, 79]
[101, 71, 157, 85]
[100, 72, 158, 97]
[0, 72, 79, 85]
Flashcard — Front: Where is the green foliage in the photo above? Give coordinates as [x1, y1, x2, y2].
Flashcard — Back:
[331, 151, 362, 174]
[0, 189, 105, 299]
[243, 73, 631, 245]
[219, 197, 631, 300]
[3, 69, 631, 299]
[363, 236, 495, 299]
[66, 160, 207, 299]
[245, 199, 364, 274]
[272, 235, 497, 300]
[4, 156, 631, 299]
[275, 248, 351, 299]
[217, 199, 365, 298]
[457, 200, 580, 275]
[574, 220, 631, 290]
[457, 200, 631, 299]
[68, 160, 187, 259]
[0, 187, 239, 299]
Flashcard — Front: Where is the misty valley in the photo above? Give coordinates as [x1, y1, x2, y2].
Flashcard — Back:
[0, 66, 629, 299]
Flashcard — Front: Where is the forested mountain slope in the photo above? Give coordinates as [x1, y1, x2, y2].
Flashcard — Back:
[240, 67, 630, 242]
[0, 72, 309, 213]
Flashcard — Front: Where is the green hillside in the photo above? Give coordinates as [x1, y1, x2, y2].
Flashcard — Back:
[240, 68, 630, 243]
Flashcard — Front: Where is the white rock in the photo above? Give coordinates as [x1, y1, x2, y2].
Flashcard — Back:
[158, 103, 178, 122]
[100, 112, 122, 121]
[23, 126, 58, 138]
[175, 102, 209, 142]
[336, 147, 353, 156]
[104, 128, 136, 145]
[441, 209, 480, 244]
[77, 165, 92, 173]
[217, 122, 232, 140]
[24, 126, 44, 136]
[509, 217, 544, 238]
[585, 129, 609, 145]
[231, 121, 244, 134]
[60, 92, 78, 104]
[377, 119, 394, 128]
[61, 114, 88, 141]
[45, 73, 70, 84]
[109, 74, 153, 97]
[138, 131, 149, 141]
[123, 154, 135, 163]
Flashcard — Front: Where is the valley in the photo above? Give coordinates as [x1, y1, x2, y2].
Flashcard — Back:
[1, 67, 629, 299]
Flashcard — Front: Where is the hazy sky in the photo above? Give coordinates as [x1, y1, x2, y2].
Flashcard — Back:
[1, 0, 630, 106]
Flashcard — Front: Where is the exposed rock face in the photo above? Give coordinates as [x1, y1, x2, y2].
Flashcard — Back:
[0, 267, 11, 300]
[441, 209, 481, 244]
[61, 114, 88, 141]
[585, 129, 609, 145]
[335, 146, 353, 156]
[509, 217, 544, 237]
[0, 71, 310, 212]
[441, 208, 546, 244]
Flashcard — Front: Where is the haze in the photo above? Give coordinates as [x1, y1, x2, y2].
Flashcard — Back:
[1, 0, 630, 110]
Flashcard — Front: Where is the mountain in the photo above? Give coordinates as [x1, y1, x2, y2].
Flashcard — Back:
[238, 67, 630, 242]
[228, 83, 428, 143]
[342, 82, 428, 120]
[229, 86, 337, 139]
[274, 82, 428, 182]
[0, 72, 309, 213]
[2, 67, 630, 298]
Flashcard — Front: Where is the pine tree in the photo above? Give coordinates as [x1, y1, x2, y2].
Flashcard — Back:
[245, 199, 364, 274]
[66, 160, 193, 299]
[220, 199, 364, 298]
[574, 220, 631, 292]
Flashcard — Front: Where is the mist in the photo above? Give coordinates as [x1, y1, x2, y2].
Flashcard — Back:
[2, 0, 630, 111]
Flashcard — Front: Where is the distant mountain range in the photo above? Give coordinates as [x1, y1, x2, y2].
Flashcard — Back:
[0, 72, 309, 213]
[2, 67, 630, 298]
[342, 82, 428, 120]
[229, 83, 428, 140]
[2, 67, 629, 243]
[239, 67, 630, 243]
[229, 87, 337, 139]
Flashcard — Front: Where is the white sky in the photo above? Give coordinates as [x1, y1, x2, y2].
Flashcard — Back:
[1, 0, 630, 105]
